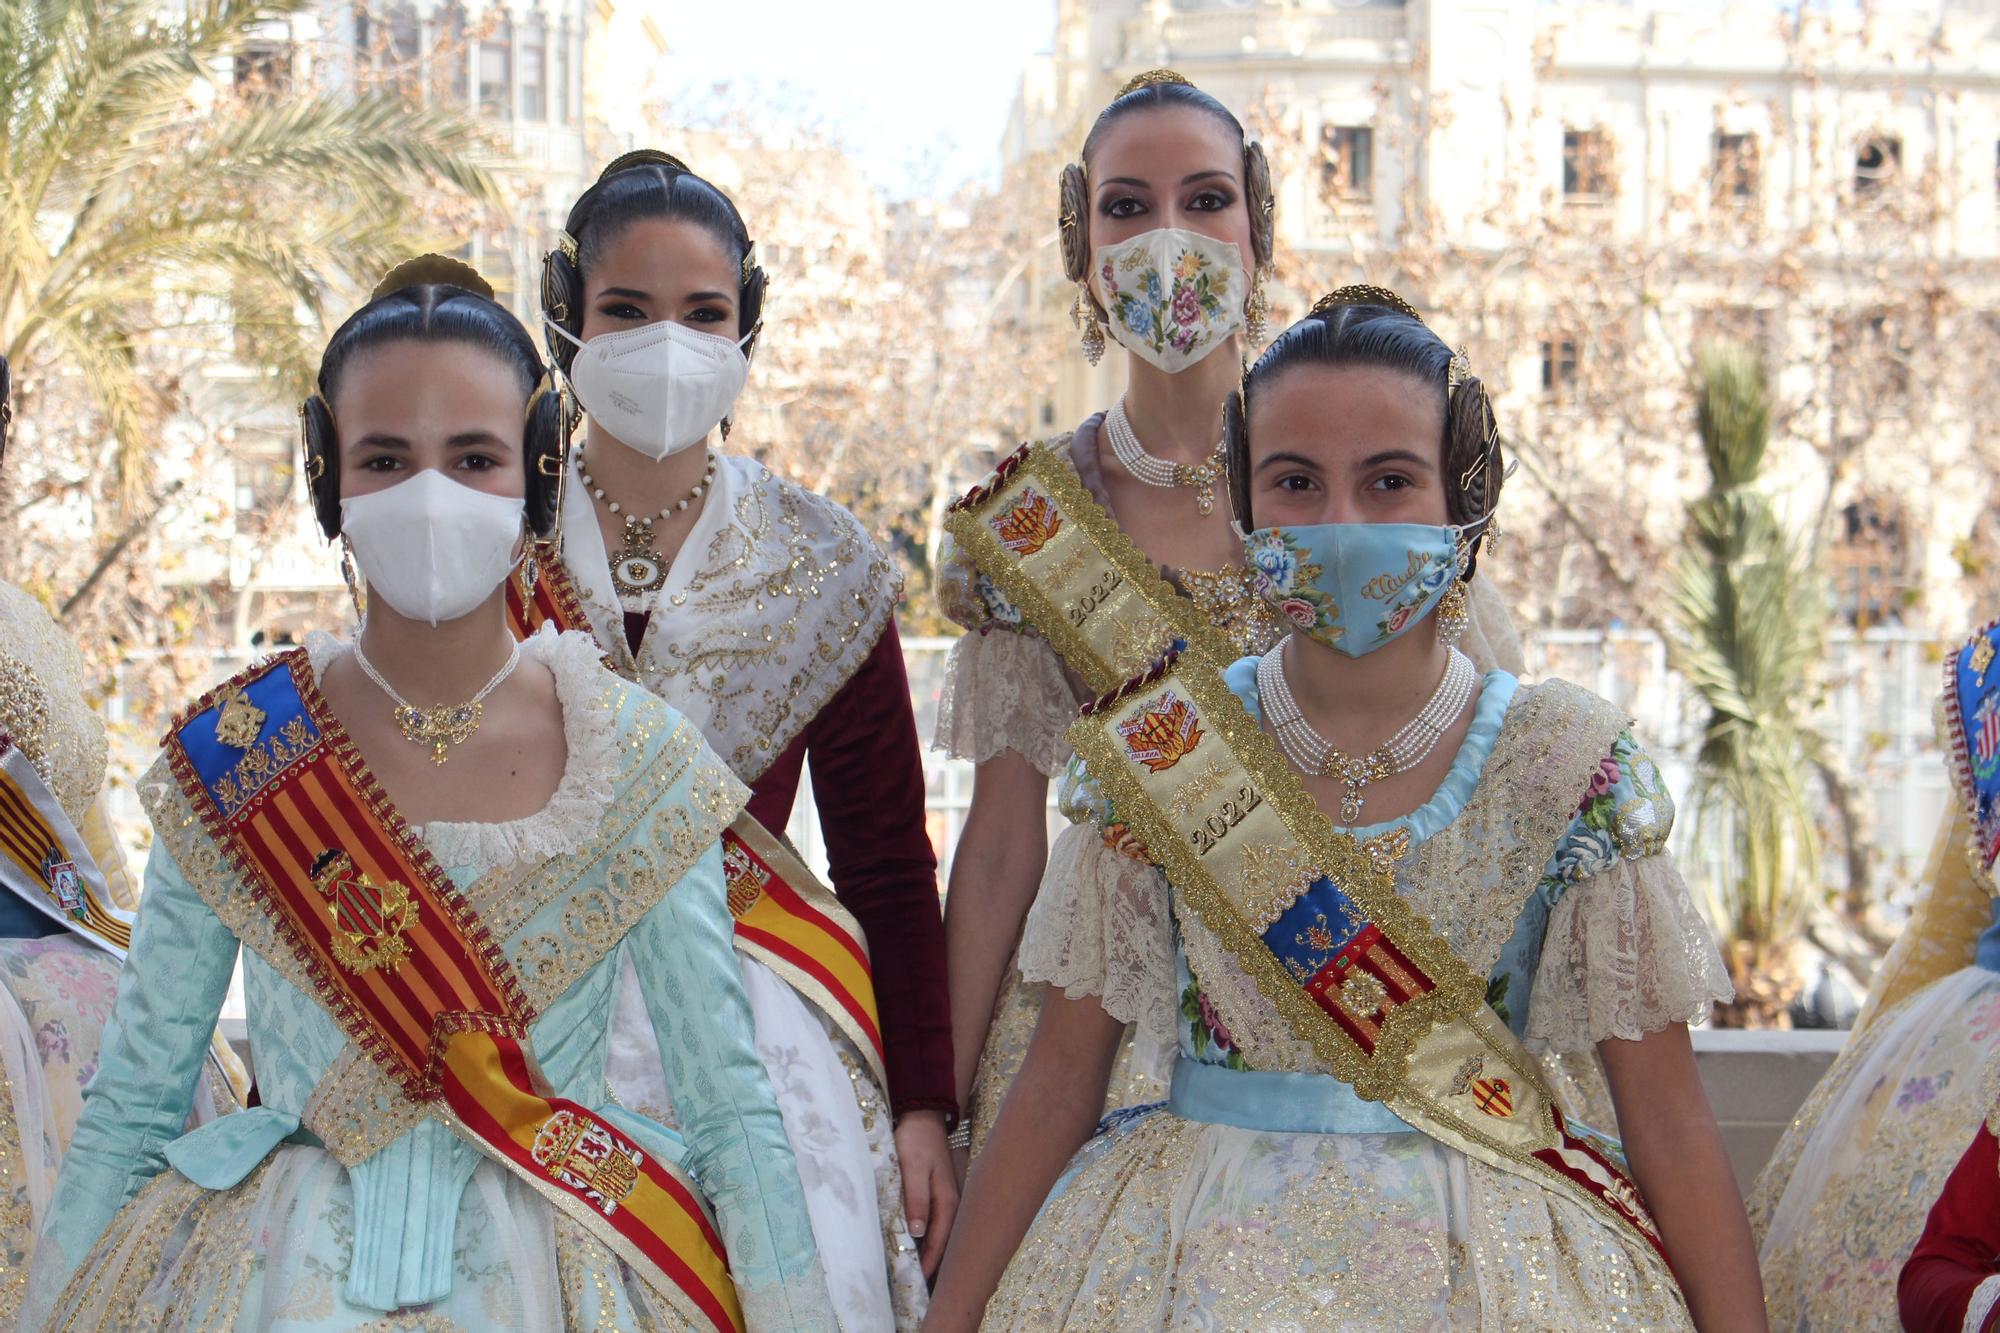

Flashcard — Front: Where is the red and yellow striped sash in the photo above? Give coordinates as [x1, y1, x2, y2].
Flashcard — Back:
[505, 542, 594, 639]
[723, 817, 884, 1078]
[0, 732, 132, 954]
[166, 652, 744, 1330]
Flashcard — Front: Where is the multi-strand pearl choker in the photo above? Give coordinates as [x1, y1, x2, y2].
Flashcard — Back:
[1103, 397, 1227, 516]
[1256, 641, 1478, 825]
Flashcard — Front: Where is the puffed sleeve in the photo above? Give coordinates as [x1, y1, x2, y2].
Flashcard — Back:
[1014, 766, 1177, 1046]
[1524, 731, 1733, 1050]
[931, 540, 1080, 777]
[20, 839, 239, 1326]
[628, 839, 835, 1333]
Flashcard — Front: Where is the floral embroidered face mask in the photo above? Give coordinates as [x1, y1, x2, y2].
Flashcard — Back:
[1094, 227, 1247, 374]
[1244, 521, 1470, 657]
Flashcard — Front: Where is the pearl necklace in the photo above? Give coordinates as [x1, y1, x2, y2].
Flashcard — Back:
[1103, 397, 1227, 515]
[1256, 640, 1477, 825]
[352, 636, 522, 766]
[575, 449, 717, 597]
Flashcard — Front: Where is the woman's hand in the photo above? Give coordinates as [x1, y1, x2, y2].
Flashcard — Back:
[1599, 1024, 1770, 1332]
[895, 1109, 959, 1278]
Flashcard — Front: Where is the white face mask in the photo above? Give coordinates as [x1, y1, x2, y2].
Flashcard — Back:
[1094, 227, 1248, 374]
[340, 469, 526, 627]
[548, 318, 751, 460]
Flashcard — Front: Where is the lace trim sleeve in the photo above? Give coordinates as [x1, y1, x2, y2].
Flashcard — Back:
[1525, 851, 1734, 1049]
[932, 627, 1078, 776]
[1015, 820, 1177, 1044]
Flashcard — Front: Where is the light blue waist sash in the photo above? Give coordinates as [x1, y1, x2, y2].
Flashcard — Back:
[1168, 1056, 1413, 1135]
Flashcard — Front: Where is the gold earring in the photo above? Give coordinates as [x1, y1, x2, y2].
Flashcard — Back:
[520, 542, 539, 600]
[1246, 268, 1270, 344]
[1436, 579, 1469, 648]
[339, 536, 366, 624]
[1073, 285, 1106, 367]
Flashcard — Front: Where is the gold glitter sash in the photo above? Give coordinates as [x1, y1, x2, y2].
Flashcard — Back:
[944, 441, 1231, 698]
[1069, 649, 1680, 1283]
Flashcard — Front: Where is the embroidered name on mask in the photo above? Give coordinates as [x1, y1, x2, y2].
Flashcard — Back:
[1361, 549, 1433, 602]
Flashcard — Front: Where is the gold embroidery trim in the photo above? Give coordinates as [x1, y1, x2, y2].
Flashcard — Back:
[1069, 652, 1678, 1283]
[946, 442, 1235, 699]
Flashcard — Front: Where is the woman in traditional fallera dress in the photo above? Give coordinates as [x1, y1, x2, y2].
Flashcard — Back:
[522, 149, 943, 1321]
[20, 261, 835, 1331]
[0, 356, 247, 1323]
[1751, 617, 2000, 1331]
[933, 71, 1527, 1166]
[927, 289, 1762, 1331]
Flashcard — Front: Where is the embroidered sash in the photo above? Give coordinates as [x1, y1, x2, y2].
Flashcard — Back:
[724, 816, 885, 1078]
[507, 556, 887, 1080]
[0, 732, 132, 956]
[1943, 617, 2000, 886]
[1069, 649, 1676, 1276]
[945, 440, 1231, 699]
[165, 653, 745, 1332]
[505, 542, 594, 639]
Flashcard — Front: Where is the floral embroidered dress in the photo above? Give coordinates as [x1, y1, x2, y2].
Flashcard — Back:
[935, 420, 1526, 1154]
[0, 582, 245, 1326]
[979, 662, 1731, 1330]
[550, 454, 930, 1328]
[21, 630, 833, 1332]
[1752, 631, 2000, 1331]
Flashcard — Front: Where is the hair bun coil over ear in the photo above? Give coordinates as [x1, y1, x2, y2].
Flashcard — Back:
[1058, 163, 1092, 286]
[372, 254, 495, 302]
[300, 393, 342, 539]
[1244, 141, 1276, 270]
[540, 235, 583, 376]
[522, 374, 572, 537]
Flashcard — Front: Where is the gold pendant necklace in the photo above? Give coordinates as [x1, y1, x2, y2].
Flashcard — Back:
[610, 517, 669, 597]
[575, 449, 718, 600]
[351, 638, 522, 765]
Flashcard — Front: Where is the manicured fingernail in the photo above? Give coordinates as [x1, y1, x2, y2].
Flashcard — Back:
[909, 1220, 926, 1237]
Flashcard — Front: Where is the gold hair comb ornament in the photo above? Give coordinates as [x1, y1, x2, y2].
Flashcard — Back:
[1447, 347, 1473, 394]
[595, 148, 693, 183]
[1117, 69, 1195, 97]
[1309, 283, 1423, 324]
[371, 254, 493, 302]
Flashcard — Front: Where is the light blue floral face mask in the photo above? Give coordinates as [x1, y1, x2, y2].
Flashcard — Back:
[1243, 521, 1471, 657]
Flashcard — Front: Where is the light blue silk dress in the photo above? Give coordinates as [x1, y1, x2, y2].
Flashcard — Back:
[982, 662, 1732, 1330]
[21, 630, 833, 1331]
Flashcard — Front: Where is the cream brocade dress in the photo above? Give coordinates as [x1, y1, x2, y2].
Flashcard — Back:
[979, 663, 1731, 1330]
[1749, 796, 2000, 1330]
[934, 423, 1534, 1153]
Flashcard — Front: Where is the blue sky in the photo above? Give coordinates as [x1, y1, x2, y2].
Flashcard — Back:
[648, 0, 1059, 198]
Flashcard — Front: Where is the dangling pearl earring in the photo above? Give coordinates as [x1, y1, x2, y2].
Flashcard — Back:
[1436, 538, 1471, 648]
[1073, 285, 1106, 367]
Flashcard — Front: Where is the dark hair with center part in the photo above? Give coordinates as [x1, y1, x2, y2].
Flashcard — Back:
[302, 283, 566, 539]
[1081, 81, 1248, 165]
[1223, 303, 1505, 578]
[543, 162, 765, 375]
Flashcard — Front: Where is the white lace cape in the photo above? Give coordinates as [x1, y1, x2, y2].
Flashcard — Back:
[303, 626, 616, 871]
[556, 451, 901, 783]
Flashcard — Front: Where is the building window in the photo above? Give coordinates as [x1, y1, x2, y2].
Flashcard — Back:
[478, 25, 511, 117]
[520, 17, 546, 121]
[234, 40, 291, 96]
[1828, 499, 1912, 629]
[1562, 129, 1611, 199]
[1713, 132, 1759, 202]
[1319, 125, 1373, 203]
[1540, 338, 1579, 396]
[1854, 134, 1902, 198]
